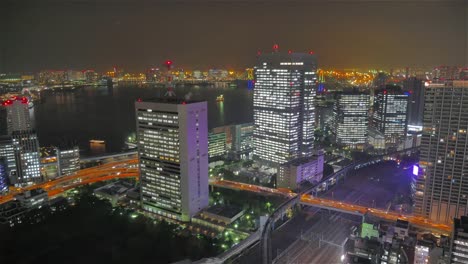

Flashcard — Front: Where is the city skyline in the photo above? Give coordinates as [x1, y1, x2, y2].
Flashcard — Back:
[1, 0, 466, 72]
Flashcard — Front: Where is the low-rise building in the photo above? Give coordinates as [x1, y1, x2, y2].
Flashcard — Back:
[15, 188, 48, 209]
[94, 181, 134, 206]
[192, 204, 244, 233]
[57, 147, 80, 176]
[368, 128, 386, 151]
[277, 150, 324, 190]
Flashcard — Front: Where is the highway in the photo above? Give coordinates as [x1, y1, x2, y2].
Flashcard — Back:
[0, 159, 451, 234]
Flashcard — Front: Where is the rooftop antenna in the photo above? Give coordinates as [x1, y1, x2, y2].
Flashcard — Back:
[164, 60, 176, 97]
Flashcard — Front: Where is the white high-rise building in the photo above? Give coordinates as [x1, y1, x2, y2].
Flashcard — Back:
[3, 97, 32, 134]
[135, 99, 209, 222]
[333, 92, 369, 148]
[415, 80, 468, 224]
[2, 97, 41, 185]
[253, 48, 317, 166]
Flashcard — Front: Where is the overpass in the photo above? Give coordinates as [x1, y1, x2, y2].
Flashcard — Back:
[257, 147, 421, 264]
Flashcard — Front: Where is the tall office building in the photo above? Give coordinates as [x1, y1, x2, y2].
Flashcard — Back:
[135, 98, 209, 222]
[333, 92, 369, 148]
[253, 47, 317, 166]
[11, 131, 41, 184]
[1, 97, 41, 185]
[415, 81, 468, 224]
[3, 97, 32, 134]
[373, 87, 409, 145]
[403, 77, 425, 128]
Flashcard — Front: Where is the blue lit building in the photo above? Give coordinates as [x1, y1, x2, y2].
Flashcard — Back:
[0, 158, 8, 193]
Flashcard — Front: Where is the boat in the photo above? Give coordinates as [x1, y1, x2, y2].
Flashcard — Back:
[216, 94, 224, 102]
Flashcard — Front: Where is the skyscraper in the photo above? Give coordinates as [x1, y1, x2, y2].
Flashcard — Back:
[333, 91, 369, 148]
[1, 97, 41, 185]
[3, 97, 32, 134]
[253, 48, 317, 166]
[135, 98, 209, 222]
[12, 131, 41, 184]
[403, 77, 425, 128]
[373, 87, 409, 145]
[415, 80, 468, 224]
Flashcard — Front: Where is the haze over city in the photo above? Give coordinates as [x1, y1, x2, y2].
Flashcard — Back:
[0, 0, 468, 264]
[1, 0, 466, 72]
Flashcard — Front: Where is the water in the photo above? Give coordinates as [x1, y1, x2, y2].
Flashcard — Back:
[34, 83, 253, 154]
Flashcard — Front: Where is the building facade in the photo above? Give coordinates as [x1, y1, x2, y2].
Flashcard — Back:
[208, 131, 226, 161]
[253, 50, 317, 166]
[57, 147, 80, 176]
[0, 135, 17, 183]
[415, 81, 468, 224]
[403, 77, 425, 128]
[12, 131, 41, 185]
[135, 99, 209, 222]
[451, 216, 468, 263]
[373, 87, 409, 145]
[333, 92, 369, 148]
[277, 151, 324, 190]
[3, 97, 32, 134]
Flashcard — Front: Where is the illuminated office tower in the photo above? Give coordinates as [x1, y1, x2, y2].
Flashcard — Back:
[373, 87, 409, 145]
[253, 47, 317, 166]
[333, 92, 369, 148]
[1, 97, 41, 185]
[415, 81, 468, 224]
[11, 131, 41, 185]
[135, 99, 208, 222]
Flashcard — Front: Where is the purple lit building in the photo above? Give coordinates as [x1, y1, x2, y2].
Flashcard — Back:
[135, 98, 209, 222]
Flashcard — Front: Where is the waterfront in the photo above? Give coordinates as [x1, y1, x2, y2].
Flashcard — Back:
[34, 83, 253, 154]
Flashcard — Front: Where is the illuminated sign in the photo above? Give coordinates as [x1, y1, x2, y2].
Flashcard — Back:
[413, 165, 419, 176]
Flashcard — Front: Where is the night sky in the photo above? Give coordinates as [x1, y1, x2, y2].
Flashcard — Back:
[1, 0, 466, 72]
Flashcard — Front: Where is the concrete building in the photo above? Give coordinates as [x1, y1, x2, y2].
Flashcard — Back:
[333, 92, 369, 148]
[3, 97, 32, 134]
[450, 216, 468, 264]
[403, 77, 425, 128]
[277, 150, 324, 189]
[135, 98, 209, 222]
[15, 188, 48, 209]
[208, 131, 226, 162]
[373, 87, 409, 145]
[11, 131, 41, 185]
[415, 81, 468, 224]
[253, 48, 317, 166]
[368, 128, 386, 151]
[230, 122, 254, 160]
[56, 147, 80, 176]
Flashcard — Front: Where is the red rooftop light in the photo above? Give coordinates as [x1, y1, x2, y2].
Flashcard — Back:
[137, 98, 142, 102]
[288, 50, 292, 54]
[309, 51, 314, 55]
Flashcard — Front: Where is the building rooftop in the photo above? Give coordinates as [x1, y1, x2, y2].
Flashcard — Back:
[204, 204, 243, 219]
[94, 181, 133, 196]
[136, 97, 204, 105]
